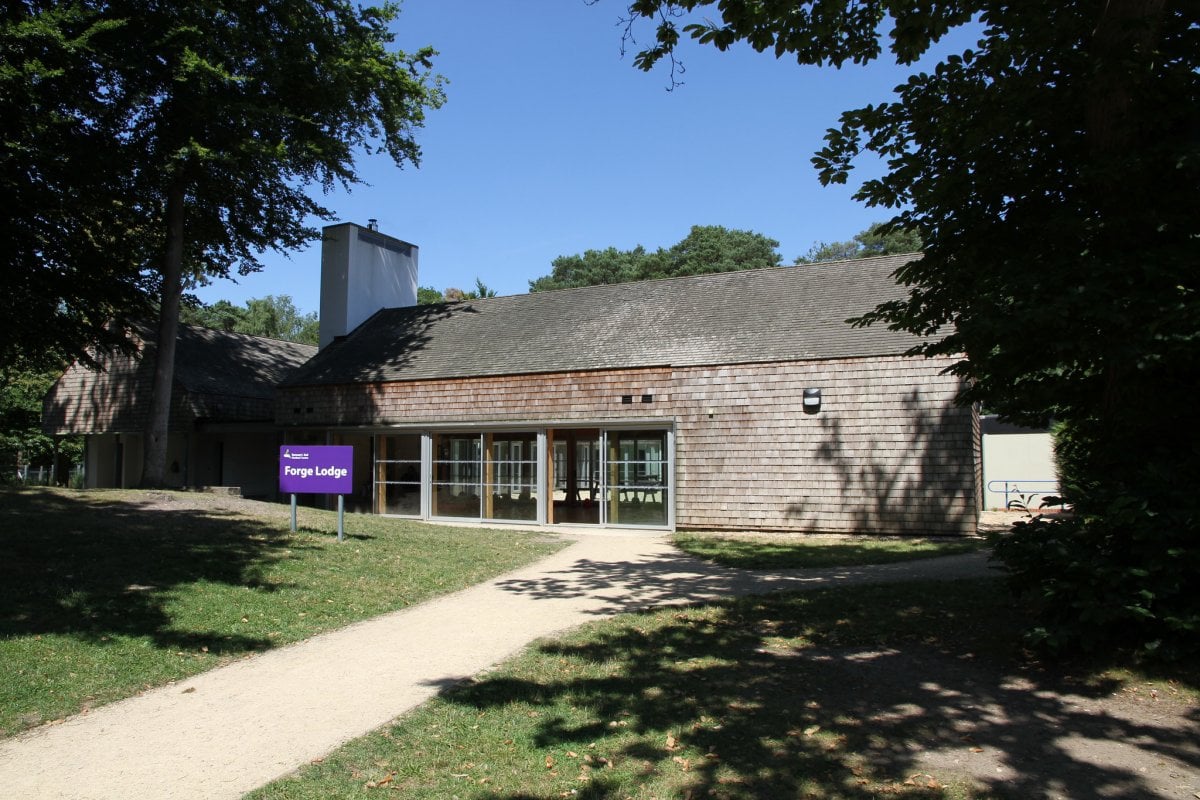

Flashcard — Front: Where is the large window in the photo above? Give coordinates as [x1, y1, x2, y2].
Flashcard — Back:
[375, 434, 421, 516]
[368, 426, 671, 528]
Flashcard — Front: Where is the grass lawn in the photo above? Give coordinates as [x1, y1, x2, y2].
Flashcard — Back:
[674, 532, 988, 569]
[250, 577, 1198, 800]
[0, 487, 567, 737]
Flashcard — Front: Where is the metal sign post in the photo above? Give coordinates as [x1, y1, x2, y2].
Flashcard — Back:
[291, 494, 298, 533]
[337, 494, 345, 542]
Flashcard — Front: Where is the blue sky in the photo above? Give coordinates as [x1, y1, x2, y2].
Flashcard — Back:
[194, 1, 971, 315]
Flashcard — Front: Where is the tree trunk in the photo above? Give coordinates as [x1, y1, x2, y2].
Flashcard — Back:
[140, 180, 186, 488]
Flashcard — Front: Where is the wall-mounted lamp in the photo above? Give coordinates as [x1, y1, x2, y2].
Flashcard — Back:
[802, 388, 822, 414]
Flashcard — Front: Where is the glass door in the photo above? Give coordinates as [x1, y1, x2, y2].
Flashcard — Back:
[485, 432, 538, 522]
[547, 429, 601, 524]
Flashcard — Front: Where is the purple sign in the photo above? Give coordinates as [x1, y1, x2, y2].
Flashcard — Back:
[279, 446, 354, 495]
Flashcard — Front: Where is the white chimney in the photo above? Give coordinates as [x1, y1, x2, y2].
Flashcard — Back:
[319, 222, 418, 348]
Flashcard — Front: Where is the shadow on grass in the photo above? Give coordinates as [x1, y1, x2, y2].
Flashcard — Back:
[673, 534, 987, 570]
[0, 488, 302, 653]
[447, 581, 1200, 799]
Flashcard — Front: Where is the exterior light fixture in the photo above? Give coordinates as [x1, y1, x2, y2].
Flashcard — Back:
[802, 388, 822, 414]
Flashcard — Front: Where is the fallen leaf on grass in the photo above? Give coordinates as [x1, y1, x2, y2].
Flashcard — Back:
[545, 755, 555, 770]
[364, 771, 395, 789]
[672, 756, 691, 772]
[665, 734, 679, 751]
[903, 773, 942, 790]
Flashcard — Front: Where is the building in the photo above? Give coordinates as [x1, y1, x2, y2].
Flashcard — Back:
[276, 225, 979, 534]
[44, 222, 980, 534]
[43, 324, 315, 497]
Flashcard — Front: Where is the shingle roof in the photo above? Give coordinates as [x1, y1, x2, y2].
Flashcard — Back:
[284, 253, 921, 387]
[42, 324, 318, 434]
[172, 324, 317, 402]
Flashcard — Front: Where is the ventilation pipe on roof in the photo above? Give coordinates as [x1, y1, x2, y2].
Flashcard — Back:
[318, 222, 418, 349]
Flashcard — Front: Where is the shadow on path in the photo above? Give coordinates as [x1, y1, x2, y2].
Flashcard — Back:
[453, 579, 1200, 799]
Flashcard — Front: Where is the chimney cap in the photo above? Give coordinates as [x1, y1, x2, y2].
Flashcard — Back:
[367, 218, 379, 231]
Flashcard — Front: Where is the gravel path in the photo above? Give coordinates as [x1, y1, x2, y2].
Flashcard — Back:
[0, 533, 997, 800]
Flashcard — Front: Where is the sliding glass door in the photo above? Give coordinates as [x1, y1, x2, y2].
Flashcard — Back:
[548, 428, 670, 527]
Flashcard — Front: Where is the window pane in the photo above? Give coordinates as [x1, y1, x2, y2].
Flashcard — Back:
[375, 434, 422, 517]
[381, 484, 420, 516]
[605, 487, 667, 526]
[607, 430, 668, 526]
[487, 432, 538, 521]
[433, 434, 482, 518]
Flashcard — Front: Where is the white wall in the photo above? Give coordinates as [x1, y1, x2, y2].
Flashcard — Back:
[319, 222, 418, 348]
[981, 431, 1059, 510]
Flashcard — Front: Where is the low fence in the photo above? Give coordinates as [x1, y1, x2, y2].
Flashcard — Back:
[9, 465, 85, 487]
[985, 479, 1064, 512]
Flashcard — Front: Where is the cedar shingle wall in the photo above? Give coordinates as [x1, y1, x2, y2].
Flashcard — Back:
[277, 367, 675, 426]
[670, 358, 976, 535]
[278, 355, 978, 535]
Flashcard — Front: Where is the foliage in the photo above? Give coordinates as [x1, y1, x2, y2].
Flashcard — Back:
[0, 488, 565, 736]
[610, 1, 1200, 659]
[182, 295, 319, 345]
[417, 285, 447, 305]
[445, 278, 498, 301]
[796, 221, 923, 264]
[0, 362, 81, 480]
[5, 1, 444, 485]
[993, 417, 1200, 660]
[420, 278, 498, 303]
[0, 4, 156, 371]
[529, 224, 781, 291]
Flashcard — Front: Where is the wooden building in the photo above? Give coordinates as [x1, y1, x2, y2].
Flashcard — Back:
[43, 325, 315, 496]
[278, 250, 980, 534]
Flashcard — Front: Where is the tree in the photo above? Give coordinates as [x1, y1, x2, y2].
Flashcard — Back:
[612, 2, 1200, 658]
[183, 295, 319, 345]
[796, 222, 922, 264]
[420, 278, 497, 303]
[1, 5, 156, 372]
[529, 225, 781, 291]
[529, 246, 649, 292]
[648, 224, 783, 279]
[0, 361, 82, 483]
[181, 300, 247, 332]
[5, 2, 444, 486]
[239, 296, 320, 345]
[418, 286, 447, 305]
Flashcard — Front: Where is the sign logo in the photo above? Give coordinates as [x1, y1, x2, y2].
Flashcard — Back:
[279, 445, 354, 495]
